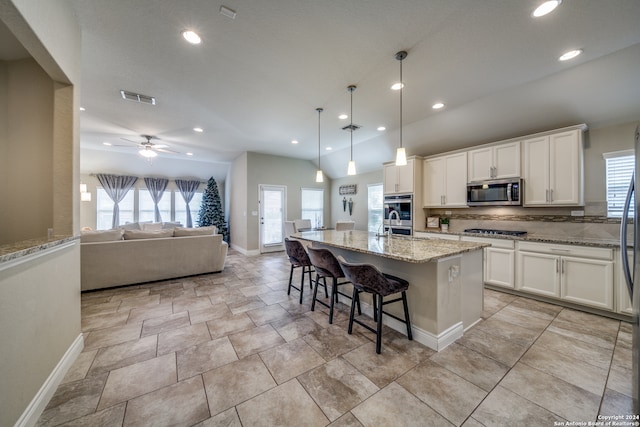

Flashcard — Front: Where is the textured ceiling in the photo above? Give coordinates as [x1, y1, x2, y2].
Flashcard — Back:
[63, 1, 640, 179]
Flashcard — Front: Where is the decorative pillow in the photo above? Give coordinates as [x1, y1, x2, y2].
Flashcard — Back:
[81, 229, 123, 243]
[141, 222, 163, 231]
[173, 226, 216, 237]
[123, 229, 174, 240]
[162, 222, 183, 229]
[119, 222, 141, 231]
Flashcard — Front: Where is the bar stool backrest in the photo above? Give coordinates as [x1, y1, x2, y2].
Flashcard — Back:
[307, 247, 344, 279]
[337, 256, 393, 295]
[284, 238, 311, 266]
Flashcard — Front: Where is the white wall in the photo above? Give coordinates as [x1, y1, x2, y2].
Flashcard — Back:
[229, 153, 248, 251]
[330, 169, 383, 231]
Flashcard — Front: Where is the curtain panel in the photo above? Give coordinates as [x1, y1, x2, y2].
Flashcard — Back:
[96, 174, 138, 229]
[144, 178, 169, 222]
[175, 179, 201, 227]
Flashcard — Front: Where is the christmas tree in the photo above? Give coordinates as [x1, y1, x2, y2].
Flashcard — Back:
[198, 177, 228, 241]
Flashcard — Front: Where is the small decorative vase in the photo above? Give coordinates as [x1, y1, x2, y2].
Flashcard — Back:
[441, 224, 449, 232]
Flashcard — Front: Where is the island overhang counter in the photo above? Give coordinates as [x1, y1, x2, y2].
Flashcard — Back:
[294, 230, 489, 351]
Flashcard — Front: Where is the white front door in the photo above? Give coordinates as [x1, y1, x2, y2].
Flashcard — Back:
[259, 185, 286, 253]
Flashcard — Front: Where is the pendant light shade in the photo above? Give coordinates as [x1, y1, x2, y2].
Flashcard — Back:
[395, 50, 408, 166]
[315, 107, 324, 183]
[347, 85, 357, 176]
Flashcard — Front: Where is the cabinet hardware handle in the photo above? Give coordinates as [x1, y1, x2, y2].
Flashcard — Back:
[561, 259, 564, 274]
[550, 189, 553, 202]
[556, 259, 559, 273]
[546, 189, 549, 203]
[551, 248, 570, 252]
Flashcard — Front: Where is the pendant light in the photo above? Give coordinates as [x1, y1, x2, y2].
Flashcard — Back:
[347, 85, 357, 176]
[315, 107, 324, 183]
[395, 50, 408, 166]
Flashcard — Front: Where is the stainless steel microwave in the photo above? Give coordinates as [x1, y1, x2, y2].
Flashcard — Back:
[467, 178, 523, 206]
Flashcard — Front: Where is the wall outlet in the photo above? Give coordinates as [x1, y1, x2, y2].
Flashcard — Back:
[571, 210, 585, 217]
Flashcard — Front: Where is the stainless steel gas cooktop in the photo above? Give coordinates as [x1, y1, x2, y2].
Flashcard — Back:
[463, 228, 527, 236]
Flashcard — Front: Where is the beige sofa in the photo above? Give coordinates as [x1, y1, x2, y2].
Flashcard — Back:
[80, 227, 228, 291]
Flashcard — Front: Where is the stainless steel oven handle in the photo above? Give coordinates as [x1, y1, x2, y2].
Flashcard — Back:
[507, 183, 512, 202]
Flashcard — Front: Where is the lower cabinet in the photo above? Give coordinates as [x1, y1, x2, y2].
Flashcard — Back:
[516, 241, 614, 311]
[461, 236, 515, 289]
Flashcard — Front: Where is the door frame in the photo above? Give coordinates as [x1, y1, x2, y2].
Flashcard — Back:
[258, 184, 287, 253]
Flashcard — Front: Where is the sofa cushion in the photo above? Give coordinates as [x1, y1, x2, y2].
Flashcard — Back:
[162, 221, 183, 229]
[141, 222, 163, 231]
[119, 222, 141, 231]
[81, 229, 123, 243]
[123, 229, 174, 240]
[173, 226, 216, 237]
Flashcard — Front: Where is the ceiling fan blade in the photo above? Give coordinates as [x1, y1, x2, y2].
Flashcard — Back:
[156, 147, 179, 154]
[120, 137, 142, 145]
[152, 144, 168, 149]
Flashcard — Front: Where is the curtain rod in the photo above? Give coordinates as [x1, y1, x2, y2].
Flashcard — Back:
[87, 173, 208, 184]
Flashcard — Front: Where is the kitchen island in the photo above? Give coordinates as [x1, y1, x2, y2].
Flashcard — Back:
[295, 230, 488, 351]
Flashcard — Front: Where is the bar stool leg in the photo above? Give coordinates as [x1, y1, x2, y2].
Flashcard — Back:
[375, 294, 384, 354]
[372, 294, 378, 322]
[287, 265, 294, 296]
[328, 277, 337, 324]
[402, 291, 413, 340]
[311, 273, 321, 311]
[324, 277, 329, 298]
[299, 266, 305, 304]
[348, 287, 359, 335]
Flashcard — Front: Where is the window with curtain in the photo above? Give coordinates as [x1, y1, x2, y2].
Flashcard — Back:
[138, 189, 172, 223]
[301, 188, 323, 228]
[604, 150, 634, 218]
[175, 191, 203, 226]
[96, 189, 134, 229]
[368, 183, 383, 232]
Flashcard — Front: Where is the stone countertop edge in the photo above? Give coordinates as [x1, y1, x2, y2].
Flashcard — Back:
[0, 235, 79, 264]
[414, 229, 624, 249]
[294, 230, 489, 264]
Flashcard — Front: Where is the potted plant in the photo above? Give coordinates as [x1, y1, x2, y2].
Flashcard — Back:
[440, 217, 450, 232]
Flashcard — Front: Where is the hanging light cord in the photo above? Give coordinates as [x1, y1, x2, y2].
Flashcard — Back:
[350, 87, 354, 161]
[399, 56, 403, 149]
[317, 107, 323, 168]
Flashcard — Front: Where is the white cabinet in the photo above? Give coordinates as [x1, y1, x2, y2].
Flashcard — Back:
[384, 158, 415, 194]
[516, 241, 614, 310]
[468, 141, 521, 182]
[523, 130, 583, 206]
[415, 232, 460, 241]
[616, 250, 633, 315]
[423, 152, 467, 207]
[462, 236, 515, 288]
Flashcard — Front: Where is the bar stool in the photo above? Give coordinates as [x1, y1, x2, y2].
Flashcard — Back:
[307, 247, 361, 324]
[337, 256, 412, 354]
[284, 238, 315, 304]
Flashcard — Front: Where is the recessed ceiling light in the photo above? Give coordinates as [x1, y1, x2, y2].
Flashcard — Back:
[377, 126, 386, 131]
[103, 142, 112, 146]
[186, 152, 194, 156]
[79, 107, 85, 111]
[182, 30, 202, 45]
[532, 0, 562, 18]
[432, 102, 445, 110]
[338, 114, 348, 120]
[325, 147, 333, 151]
[559, 49, 583, 61]
[193, 127, 203, 133]
[391, 83, 404, 91]
[291, 140, 299, 144]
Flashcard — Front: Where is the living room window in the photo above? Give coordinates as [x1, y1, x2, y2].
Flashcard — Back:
[604, 150, 634, 218]
[96, 188, 135, 230]
[367, 183, 383, 232]
[175, 191, 204, 226]
[138, 189, 172, 223]
[301, 188, 323, 228]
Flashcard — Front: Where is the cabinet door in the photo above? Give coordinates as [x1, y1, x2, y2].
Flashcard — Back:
[444, 152, 468, 206]
[396, 158, 415, 193]
[494, 141, 521, 179]
[516, 251, 560, 297]
[549, 130, 582, 205]
[485, 247, 515, 288]
[423, 157, 444, 207]
[468, 147, 493, 182]
[523, 136, 550, 206]
[384, 164, 398, 194]
[561, 256, 613, 310]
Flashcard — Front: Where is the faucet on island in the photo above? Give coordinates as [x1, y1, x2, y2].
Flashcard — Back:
[387, 210, 400, 238]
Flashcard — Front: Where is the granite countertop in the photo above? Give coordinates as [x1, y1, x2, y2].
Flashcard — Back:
[0, 235, 78, 264]
[295, 230, 488, 263]
[414, 229, 623, 249]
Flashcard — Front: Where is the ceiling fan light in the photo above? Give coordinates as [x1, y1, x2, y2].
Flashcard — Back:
[139, 148, 157, 158]
[395, 147, 407, 166]
[315, 170, 324, 183]
[347, 160, 357, 176]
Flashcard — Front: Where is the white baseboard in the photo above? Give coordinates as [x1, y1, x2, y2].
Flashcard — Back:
[231, 246, 260, 256]
[15, 333, 84, 427]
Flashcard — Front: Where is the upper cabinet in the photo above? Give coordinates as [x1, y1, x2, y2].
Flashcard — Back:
[423, 152, 468, 207]
[384, 157, 417, 194]
[523, 129, 584, 206]
[467, 141, 521, 182]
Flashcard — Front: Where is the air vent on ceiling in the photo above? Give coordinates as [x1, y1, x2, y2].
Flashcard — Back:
[120, 90, 156, 105]
[342, 124, 361, 131]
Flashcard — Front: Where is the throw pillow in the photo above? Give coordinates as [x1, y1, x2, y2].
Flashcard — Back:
[141, 222, 163, 231]
[123, 229, 174, 240]
[119, 222, 141, 231]
[162, 221, 183, 229]
[81, 229, 124, 243]
[173, 226, 216, 237]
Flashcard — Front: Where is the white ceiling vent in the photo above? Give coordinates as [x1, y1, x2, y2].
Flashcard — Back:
[120, 90, 156, 105]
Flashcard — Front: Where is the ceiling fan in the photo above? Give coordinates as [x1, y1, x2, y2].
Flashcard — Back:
[118, 135, 180, 158]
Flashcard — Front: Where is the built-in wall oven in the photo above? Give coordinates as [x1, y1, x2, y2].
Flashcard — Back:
[384, 194, 413, 235]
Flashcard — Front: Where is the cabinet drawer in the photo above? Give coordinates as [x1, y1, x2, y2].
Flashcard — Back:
[517, 241, 612, 260]
[461, 236, 515, 249]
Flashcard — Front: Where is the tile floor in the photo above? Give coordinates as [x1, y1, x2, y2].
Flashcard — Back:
[37, 249, 635, 426]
